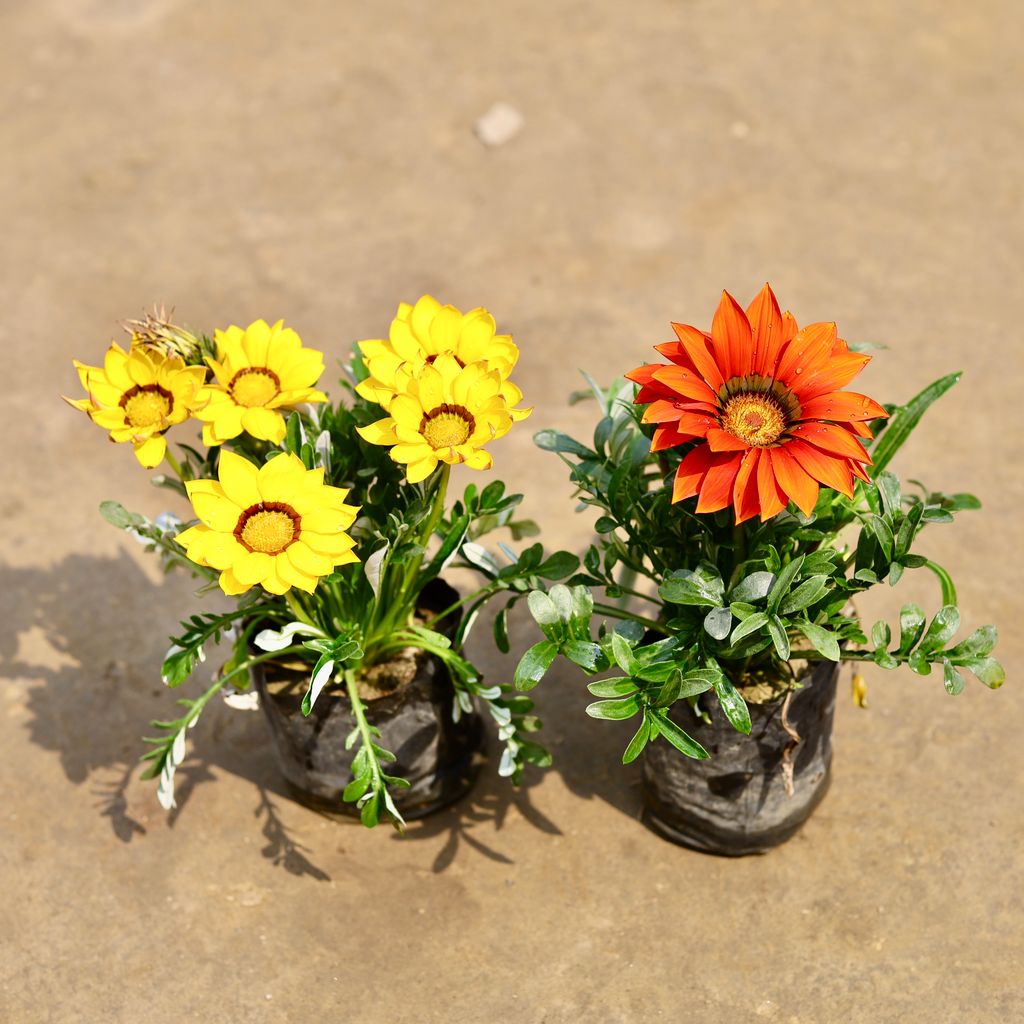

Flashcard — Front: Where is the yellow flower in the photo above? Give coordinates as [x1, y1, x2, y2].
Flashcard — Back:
[357, 354, 522, 483]
[64, 342, 207, 468]
[175, 452, 359, 596]
[194, 319, 327, 446]
[356, 295, 530, 421]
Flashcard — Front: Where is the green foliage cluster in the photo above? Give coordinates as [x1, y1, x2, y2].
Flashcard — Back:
[516, 372, 1004, 766]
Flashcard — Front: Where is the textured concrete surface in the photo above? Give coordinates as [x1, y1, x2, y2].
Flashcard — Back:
[2, 1, 1022, 1021]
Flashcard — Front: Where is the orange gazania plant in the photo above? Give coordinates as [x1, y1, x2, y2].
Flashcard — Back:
[65, 300, 571, 827]
[514, 284, 1003, 764]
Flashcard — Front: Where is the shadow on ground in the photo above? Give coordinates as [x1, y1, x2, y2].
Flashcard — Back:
[1, 551, 638, 878]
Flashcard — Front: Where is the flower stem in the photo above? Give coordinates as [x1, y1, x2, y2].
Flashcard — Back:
[164, 446, 186, 482]
[593, 602, 662, 632]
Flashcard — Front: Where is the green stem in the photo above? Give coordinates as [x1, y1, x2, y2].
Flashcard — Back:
[284, 591, 315, 627]
[164, 446, 186, 482]
[345, 666, 382, 787]
[593, 602, 662, 632]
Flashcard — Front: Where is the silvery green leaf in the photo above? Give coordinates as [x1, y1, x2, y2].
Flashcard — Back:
[462, 542, 501, 577]
[363, 543, 389, 599]
[254, 621, 326, 653]
[302, 659, 335, 715]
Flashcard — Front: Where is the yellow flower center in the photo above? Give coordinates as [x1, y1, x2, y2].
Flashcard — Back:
[230, 368, 281, 408]
[235, 502, 300, 554]
[120, 384, 173, 428]
[422, 404, 474, 449]
[720, 393, 787, 447]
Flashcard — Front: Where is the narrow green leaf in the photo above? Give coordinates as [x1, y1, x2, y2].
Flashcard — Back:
[654, 712, 710, 760]
[780, 575, 830, 614]
[947, 625, 998, 660]
[622, 716, 652, 764]
[897, 604, 926, 654]
[730, 611, 769, 646]
[712, 675, 751, 735]
[586, 677, 638, 698]
[920, 605, 961, 653]
[870, 372, 961, 476]
[767, 556, 805, 613]
[962, 656, 1005, 689]
[533, 429, 594, 458]
[942, 659, 966, 696]
[767, 615, 790, 660]
[730, 571, 775, 603]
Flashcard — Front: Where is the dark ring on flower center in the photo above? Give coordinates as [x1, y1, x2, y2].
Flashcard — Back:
[119, 383, 174, 413]
[229, 367, 282, 393]
[234, 501, 302, 553]
[420, 402, 476, 434]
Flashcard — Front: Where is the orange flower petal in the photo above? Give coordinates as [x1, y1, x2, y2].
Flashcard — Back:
[847, 420, 874, 439]
[757, 449, 788, 520]
[706, 427, 749, 453]
[653, 341, 699, 370]
[651, 365, 718, 404]
[794, 350, 872, 401]
[711, 290, 753, 381]
[670, 323, 725, 392]
[786, 438, 855, 498]
[696, 452, 743, 513]
[790, 422, 871, 463]
[775, 321, 837, 390]
[771, 446, 820, 516]
[672, 444, 714, 503]
[652, 423, 698, 452]
[625, 363, 660, 387]
[641, 399, 685, 424]
[746, 283, 785, 378]
[732, 448, 762, 523]
[799, 391, 888, 423]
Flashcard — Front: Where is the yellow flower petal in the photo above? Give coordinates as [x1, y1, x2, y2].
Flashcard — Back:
[406, 457, 438, 483]
[233, 550, 273, 585]
[133, 433, 166, 468]
[219, 568, 252, 596]
[286, 540, 334, 577]
[203, 531, 246, 570]
[190, 490, 241, 532]
[258, 452, 306, 501]
[217, 452, 262, 508]
[276, 555, 318, 593]
[356, 418, 400, 446]
[241, 406, 286, 443]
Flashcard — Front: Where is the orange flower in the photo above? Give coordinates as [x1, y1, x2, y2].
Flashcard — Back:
[627, 284, 888, 523]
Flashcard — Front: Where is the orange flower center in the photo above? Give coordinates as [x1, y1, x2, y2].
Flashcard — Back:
[120, 384, 173, 428]
[421, 404, 474, 449]
[721, 393, 787, 447]
[230, 368, 281, 408]
[235, 502, 300, 554]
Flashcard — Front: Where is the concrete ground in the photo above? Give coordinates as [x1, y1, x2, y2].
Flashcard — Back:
[2, 1, 1022, 1021]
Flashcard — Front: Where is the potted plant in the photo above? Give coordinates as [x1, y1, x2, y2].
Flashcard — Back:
[514, 284, 1004, 855]
[64, 298, 574, 829]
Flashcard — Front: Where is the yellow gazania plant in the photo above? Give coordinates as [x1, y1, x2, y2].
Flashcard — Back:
[66, 300, 572, 828]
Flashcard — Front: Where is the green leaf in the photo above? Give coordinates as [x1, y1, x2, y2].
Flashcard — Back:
[534, 429, 594, 458]
[536, 551, 580, 580]
[653, 712, 710, 760]
[659, 565, 724, 608]
[796, 622, 841, 662]
[703, 606, 732, 640]
[99, 500, 145, 530]
[767, 616, 790, 659]
[622, 716, 652, 764]
[285, 411, 303, 455]
[942, 659, 966, 696]
[875, 471, 902, 518]
[610, 632, 638, 674]
[920, 605, 961, 653]
[514, 640, 559, 691]
[767, 556, 805, 614]
[962, 656, 1005, 689]
[712, 675, 751, 735]
[586, 677, 638, 697]
[730, 571, 775, 603]
[871, 620, 892, 650]
[897, 604, 926, 654]
[870, 372, 961, 476]
[493, 606, 510, 654]
[908, 649, 933, 676]
[526, 590, 560, 628]
[730, 611, 768, 646]
[677, 669, 721, 698]
[586, 695, 641, 720]
[780, 575, 830, 614]
[947, 625, 998, 660]
[563, 641, 603, 671]
[342, 776, 370, 802]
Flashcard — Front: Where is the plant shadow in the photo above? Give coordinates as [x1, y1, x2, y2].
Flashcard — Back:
[3, 551, 638, 878]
